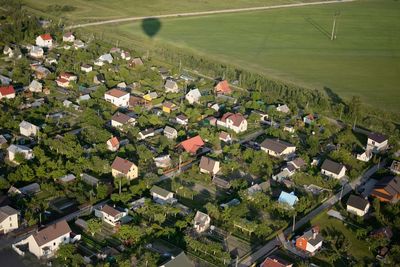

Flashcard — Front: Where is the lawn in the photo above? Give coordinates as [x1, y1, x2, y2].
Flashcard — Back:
[311, 211, 374, 264]
[88, 0, 400, 112]
[22, 0, 308, 22]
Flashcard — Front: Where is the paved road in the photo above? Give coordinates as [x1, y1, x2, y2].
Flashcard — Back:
[67, 0, 355, 29]
[239, 160, 384, 266]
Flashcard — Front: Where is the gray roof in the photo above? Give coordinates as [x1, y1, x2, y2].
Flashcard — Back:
[165, 80, 178, 90]
[368, 132, 387, 143]
[19, 120, 38, 130]
[260, 138, 294, 154]
[161, 252, 194, 267]
[321, 159, 345, 175]
[7, 144, 32, 154]
[0, 206, 18, 223]
[164, 126, 177, 135]
[199, 156, 218, 172]
[151, 185, 172, 198]
[372, 176, 400, 201]
[80, 173, 100, 186]
[347, 195, 369, 210]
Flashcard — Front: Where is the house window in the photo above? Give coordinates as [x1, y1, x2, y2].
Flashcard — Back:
[64, 237, 67, 241]
[53, 242, 56, 246]
[10, 223, 12, 227]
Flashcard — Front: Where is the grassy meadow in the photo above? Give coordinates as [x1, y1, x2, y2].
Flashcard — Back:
[88, 0, 400, 112]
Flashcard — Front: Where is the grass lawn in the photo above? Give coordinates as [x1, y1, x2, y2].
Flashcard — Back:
[22, 0, 308, 22]
[88, 0, 400, 112]
[311, 211, 374, 264]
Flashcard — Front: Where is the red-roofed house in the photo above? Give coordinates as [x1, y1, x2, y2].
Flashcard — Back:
[60, 72, 77, 81]
[214, 80, 232, 95]
[217, 112, 247, 133]
[56, 78, 70, 88]
[111, 157, 138, 180]
[260, 256, 293, 267]
[107, 137, 120, 152]
[36, 34, 53, 48]
[0, 85, 15, 99]
[179, 135, 205, 155]
[104, 88, 130, 108]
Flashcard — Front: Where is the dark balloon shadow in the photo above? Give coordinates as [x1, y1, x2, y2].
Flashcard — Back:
[142, 18, 162, 38]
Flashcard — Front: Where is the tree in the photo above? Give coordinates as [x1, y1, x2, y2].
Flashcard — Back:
[87, 218, 102, 236]
[56, 243, 75, 261]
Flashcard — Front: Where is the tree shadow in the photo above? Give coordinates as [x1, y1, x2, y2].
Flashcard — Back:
[323, 86, 345, 105]
[142, 18, 162, 38]
[304, 17, 331, 39]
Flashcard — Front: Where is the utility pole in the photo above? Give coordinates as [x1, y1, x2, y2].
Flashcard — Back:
[292, 213, 296, 232]
[331, 11, 340, 41]
[340, 183, 345, 200]
[119, 177, 122, 194]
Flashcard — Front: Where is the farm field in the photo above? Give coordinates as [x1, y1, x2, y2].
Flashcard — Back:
[22, 0, 310, 22]
[88, 0, 400, 112]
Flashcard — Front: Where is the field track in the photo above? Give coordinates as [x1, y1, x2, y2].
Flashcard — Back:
[67, 0, 355, 29]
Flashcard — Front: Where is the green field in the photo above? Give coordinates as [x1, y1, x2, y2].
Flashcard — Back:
[22, 0, 307, 22]
[87, 0, 400, 112]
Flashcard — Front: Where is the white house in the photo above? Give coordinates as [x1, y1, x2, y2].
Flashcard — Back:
[295, 227, 323, 255]
[346, 195, 370, 216]
[185, 88, 201, 104]
[164, 126, 178, 139]
[176, 114, 188, 125]
[62, 32, 75, 43]
[107, 137, 120, 152]
[321, 159, 346, 179]
[150, 185, 177, 205]
[36, 34, 53, 48]
[111, 112, 136, 128]
[26, 220, 71, 259]
[73, 39, 85, 49]
[164, 80, 179, 93]
[0, 85, 16, 99]
[153, 155, 172, 169]
[95, 205, 128, 226]
[80, 64, 92, 73]
[357, 150, 373, 162]
[0, 206, 19, 234]
[193, 211, 211, 233]
[276, 104, 290, 114]
[7, 144, 34, 162]
[19, 120, 39, 137]
[29, 46, 44, 58]
[260, 138, 296, 158]
[29, 80, 42, 93]
[98, 53, 113, 64]
[217, 112, 247, 133]
[367, 132, 388, 153]
[303, 114, 316, 125]
[199, 156, 220, 175]
[219, 131, 232, 143]
[138, 128, 155, 140]
[104, 88, 130, 108]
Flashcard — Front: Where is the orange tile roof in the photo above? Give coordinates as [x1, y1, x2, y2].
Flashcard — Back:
[215, 80, 231, 94]
[111, 156, 135, 174]
[179, 135, 204, 154]
[0, 85, 15, 96]
[106, 88, 129, 98]
[40, 34, 52, 41]
[108, 137, 119, 148]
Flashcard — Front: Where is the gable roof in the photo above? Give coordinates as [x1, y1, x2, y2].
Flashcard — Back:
[261, 256, 292, 267]
[101, 204, 123, 217]
[33, 220, 71, 247]
[0, 206, 18, 223]
[164, 126, 177, 135]
[194, 211, 210, 225]
[347, 195, 369, 210]
[371, 176, 400, 201]
[108, 137, 119, 148]
[321, 159, 345, 175]
[179, 135, 204, 154]
[199, 156, 218, 172]
[165, 80, 178, 90]
[19, 120, 38, 130]
[260, 138, 294, 154]
[0, 85, 15, 96]
[368, 132, 387, 143]
[111, 157, 135, 174]
[111, 112, 132, 124]
[162, 252, 194, 267]
[39, 34, 52, 40]
[221, 112, 246, 127]
[106, 88, 129, 98]
[215, 80, 231, 94]
[278, 191, 298, 207]
[151, 185, 172, 198]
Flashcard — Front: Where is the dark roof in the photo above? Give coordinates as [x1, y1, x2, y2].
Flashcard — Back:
[150, 185, 171, 198]
[162, 252, 194, 267]
[199, 156, 218, 172]
[0, 206, 18, 223]
[260, 138, 294, 154]
[111, 112, 132, 124]
[111, 157, 135, 174]
[346, 195, 369, 210]
[321, 159, 345, 175]
[33, 220, 71, 247]
[368, 132, 387, 143]
[371, 176, 400, 201]
[101, 204, 122, 217]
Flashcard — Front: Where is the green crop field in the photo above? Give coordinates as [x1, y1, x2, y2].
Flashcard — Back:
[87, 0, 400, 112]
[22, 0, 307, 22]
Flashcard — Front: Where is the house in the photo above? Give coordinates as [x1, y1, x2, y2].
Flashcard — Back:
[370, 227, 393, 240]
[56, 77, 70, 88]
[59, 174, 76, 183]
[278, 191, 298, 208]
[0, 135, 7, 147]
[120, 50, 131, 60]
[94, 59, 104, 67]
[80, 173, 100, 187]
[138, 128, 155, 140]
[142, 92, 157, 102]
[260, 138, 296, 158]
[129, 57, 144, 68]
[163, 101, 177, 114]
[81, 64, 92, 73]
[107, 137, 120, 152]
[60, 72, 77, 82]
[150, 185, 177, 205]
[346, 195, 370, 216]
[164, 80, 179, 93]
[104, 88, 130, 107]
[0, 75, 12, 85]
[185, 88, 201, 104]
[303, 114, 316, 125]
[111, 156, 138, 180]
[193, 211, 211, 233]
[357, 150, 373, 162]
[217, 112, 247, 133]
[62, 32, 75, 42]
[199, 156, 220, 175]
[73, 39, 85, 49]
[7, 144, 33, 162]
[390, 160, 400, 175]
[321, 159, 346, 179]
[26, 220, 71, 259]
[29, 80, 42, 93]
[129, 96, 150, 108]
[29, 46, 44, 58]
[260, 256, 293, 267]
[164, 126, 178, 139]
[95, 204, 128, 226]
[367, 132, 388, 153]
[176, 114, 188, 125]
[154, 155, 172, 168]
[370, 176, 400, 203]
[179, 135, 205, 154]
[283, 125, 295, 133]
[3, 46, 14, 58]
[46, 57, 57, 65]
[0, 85, 16, 100]
[93, 73, 106, 84]
[77, 94, 91, 103]
[295, 226, 323, 255]
[98, 53, 113, 64]
[214, 80, 232, 95]
[219, 131, 232, 143]
[276, 104, 290, 114]
[0, 206, 19, 234]
[19, 121, 39, 137]
[8, 183, 40, 196]
[33, 66, 50, 79]
[159, 252, 194, 267]
[35, 34, 53, 47]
